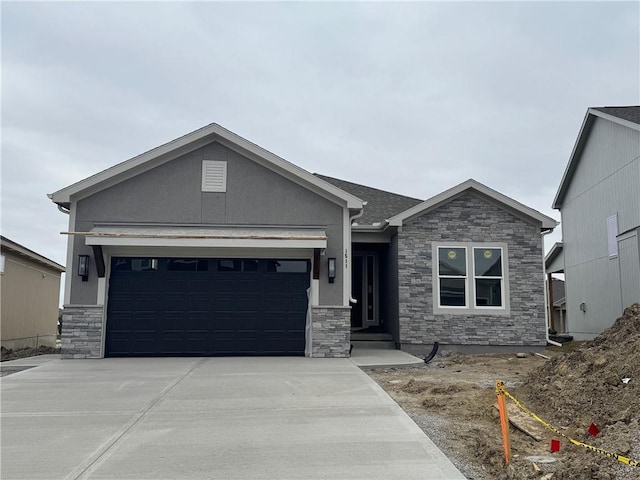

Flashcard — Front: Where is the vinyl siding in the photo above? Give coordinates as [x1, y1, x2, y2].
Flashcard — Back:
[0, 251, 62, 349]
[561, 118, 640, 338]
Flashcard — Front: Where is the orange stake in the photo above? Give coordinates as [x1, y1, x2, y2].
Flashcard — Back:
[496, 380, 512, 464]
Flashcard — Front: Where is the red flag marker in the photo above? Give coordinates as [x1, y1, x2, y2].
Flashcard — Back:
[550, 439, 561, 452]
[588, 423, 600, 436]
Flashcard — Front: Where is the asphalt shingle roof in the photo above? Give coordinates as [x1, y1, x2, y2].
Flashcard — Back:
[314, 174, 422, 225]
[592, 106, 640, 125]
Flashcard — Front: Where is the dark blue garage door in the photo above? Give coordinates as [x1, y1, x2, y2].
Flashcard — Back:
[105, 258, 310, 357]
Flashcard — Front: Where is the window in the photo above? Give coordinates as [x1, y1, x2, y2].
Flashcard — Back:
[437, 247, 467, 307]
[434, 243, 508, 314]
[218, 260, 242, 272]
[267, 260, 309, 273]
[112, 258, 158, 272]
[217, 259, 261, 272]
[167, 259, 209, 271]
[473, 248, 503, 307]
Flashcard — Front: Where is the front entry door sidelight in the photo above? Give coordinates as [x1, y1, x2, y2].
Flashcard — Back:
[351, 252, 379, 328]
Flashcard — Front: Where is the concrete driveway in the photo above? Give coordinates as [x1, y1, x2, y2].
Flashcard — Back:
[1, 356, 464, 480]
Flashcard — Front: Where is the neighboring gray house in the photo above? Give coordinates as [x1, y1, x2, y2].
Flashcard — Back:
[49, 124, 556, 359]
[552, 106, 640, 340]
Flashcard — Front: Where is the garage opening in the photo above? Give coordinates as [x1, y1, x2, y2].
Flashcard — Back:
[105, 257, 310, 357]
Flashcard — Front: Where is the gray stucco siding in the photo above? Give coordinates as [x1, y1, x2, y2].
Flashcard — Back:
[397, 192, 546, 349]
[70, 220, 101, 305]
[74, 142, 344, 227]
[71, 141, 346, 306]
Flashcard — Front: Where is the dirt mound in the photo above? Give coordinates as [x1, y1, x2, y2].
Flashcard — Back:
[511, 303, 640, 479]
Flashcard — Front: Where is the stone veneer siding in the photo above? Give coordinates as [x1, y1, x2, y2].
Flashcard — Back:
[61, 305, 104, 359]
[310, 306, 351, 357]
[398, 192, 547, 349]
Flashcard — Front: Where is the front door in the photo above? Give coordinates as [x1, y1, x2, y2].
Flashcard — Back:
[351, 252, 379, 328]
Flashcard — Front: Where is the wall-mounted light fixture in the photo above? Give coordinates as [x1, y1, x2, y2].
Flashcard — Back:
[579, 302, 587, 313]
[328, 258, 336, 284]
[78, 255, 90, 281]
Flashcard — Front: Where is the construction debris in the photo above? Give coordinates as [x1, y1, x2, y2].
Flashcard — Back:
[492, 402, 545, 441]
[515, 303, 640, 479]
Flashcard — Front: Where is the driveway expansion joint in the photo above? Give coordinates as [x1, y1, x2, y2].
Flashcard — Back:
[66, 358, 205, 480]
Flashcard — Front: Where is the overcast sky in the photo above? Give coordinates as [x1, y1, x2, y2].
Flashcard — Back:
[2, 1, 639, 271]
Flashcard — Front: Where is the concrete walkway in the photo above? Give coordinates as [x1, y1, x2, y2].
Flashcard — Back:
[349, 348, 425, 368]
[1, 357, 464, 479]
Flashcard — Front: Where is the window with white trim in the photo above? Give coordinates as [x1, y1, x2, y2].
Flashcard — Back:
[437, 247, 467, 307]
[473, 247, 503, 307]
[434, 243, 508, 314]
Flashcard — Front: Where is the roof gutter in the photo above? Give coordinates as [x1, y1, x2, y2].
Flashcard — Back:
[348, 202, 367, 304]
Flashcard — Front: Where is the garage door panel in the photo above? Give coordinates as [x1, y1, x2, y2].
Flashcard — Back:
[133, 294, 160, 311]
[283, 315, 305, 332]
[264, 294, 289, 312]
[236, 295, 261, 312]
[236, 312, 262, 330]
[163, 333, 208, 355]
[133, 310, 159, 324]
[182, 312, 209, 330]
[106, 258, 309, 356]
[211, 313, 235, 330]
[186, 279, 210, 293]
[289, 297, 309, 312]
[108, 292, 136, 312]
[214, 294, 238, 311]
[134, 278, 161, 293]
[107, 337, 132, 355]
[210, 335, 239, 355]
[211, 281, 236, 294]
[131, 337, 160, 355]
[187, 293, 209, 310]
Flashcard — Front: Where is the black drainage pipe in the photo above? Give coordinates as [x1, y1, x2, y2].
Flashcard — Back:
[424, 342, 439, 364]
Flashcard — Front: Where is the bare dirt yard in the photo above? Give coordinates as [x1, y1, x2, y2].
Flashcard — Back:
[369, 303, 640, 480]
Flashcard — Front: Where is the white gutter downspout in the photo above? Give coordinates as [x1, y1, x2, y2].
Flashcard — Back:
[57, 204, 70, 215]
[542, 229, 562, 347]
[348, 202, 367, 304]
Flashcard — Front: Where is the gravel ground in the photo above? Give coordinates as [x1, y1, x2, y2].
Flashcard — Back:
[409, 411, 489, 480]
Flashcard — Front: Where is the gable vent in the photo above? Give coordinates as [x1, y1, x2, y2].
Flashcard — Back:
[202, 160, 227, 192]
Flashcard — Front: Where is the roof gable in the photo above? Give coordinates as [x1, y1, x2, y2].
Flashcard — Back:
[49, 124, 363, 210]
[388, 179, 557, 230]
[553, 106, 640, 209]
[1, 236, 65, 272]
[314, 174, 422, 225]
[545, 242, 564, 273]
